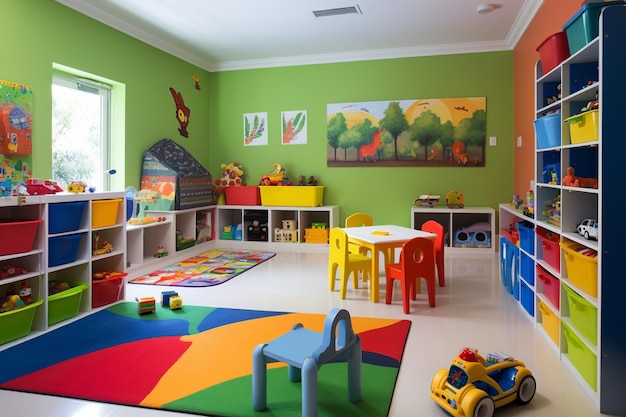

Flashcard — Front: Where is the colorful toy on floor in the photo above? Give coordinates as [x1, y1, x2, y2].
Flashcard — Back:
[431, 347, 536, 417]
[161, 290, 182, 308]
[136, 297, 156, 314]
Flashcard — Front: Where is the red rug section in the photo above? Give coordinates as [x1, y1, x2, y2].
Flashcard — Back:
[359, 320, 411, 363]
[3, 337, 191, 404]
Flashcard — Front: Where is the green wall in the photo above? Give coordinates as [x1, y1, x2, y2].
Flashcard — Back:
[210, 53, 515, 226]
[6, 1, 514, 228]
[4, 0, 212, 189]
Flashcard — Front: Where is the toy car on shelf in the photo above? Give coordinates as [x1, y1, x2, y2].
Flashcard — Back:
[430, 347, 536, 417]
[446, 190, 465, 208]
[24, 178, 63, 195]
[414, 194, 441, 207]
[0, 265, 28, 279]
[577, 218, 598, 240]
[67, 181, 88, 193]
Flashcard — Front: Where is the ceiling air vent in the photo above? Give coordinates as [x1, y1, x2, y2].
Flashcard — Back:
[313, 5, 362, 18]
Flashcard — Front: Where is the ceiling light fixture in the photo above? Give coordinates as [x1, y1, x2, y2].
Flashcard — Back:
[476, 4, 498, 14]
[313, 5, 362, 18]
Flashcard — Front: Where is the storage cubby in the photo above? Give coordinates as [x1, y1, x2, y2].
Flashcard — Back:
[411, 206, 495, 253]
[214, 205, 339, 252]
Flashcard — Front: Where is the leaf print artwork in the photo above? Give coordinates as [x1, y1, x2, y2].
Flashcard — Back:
[243, 112, 268, 146]
[281, 110, 307, 145]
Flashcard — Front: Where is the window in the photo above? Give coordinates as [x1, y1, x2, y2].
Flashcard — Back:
[52, 74, 112, 191]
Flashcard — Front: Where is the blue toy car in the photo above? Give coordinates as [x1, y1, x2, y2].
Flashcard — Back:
[431, 347, 536, 417]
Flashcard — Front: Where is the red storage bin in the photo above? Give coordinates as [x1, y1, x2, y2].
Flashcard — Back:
[536, 32, 570, 74]
[537, 227, 560, 272]
[0, 219, 43, 256]
[225, 186, 260, 205]
[537, 264, 560, 310]
[92, 275, 124, 308]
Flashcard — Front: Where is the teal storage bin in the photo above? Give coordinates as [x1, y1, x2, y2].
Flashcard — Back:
[563, 1, 626, 54]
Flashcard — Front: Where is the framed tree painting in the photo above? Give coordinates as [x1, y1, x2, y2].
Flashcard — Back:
[327, 97, 486, 167]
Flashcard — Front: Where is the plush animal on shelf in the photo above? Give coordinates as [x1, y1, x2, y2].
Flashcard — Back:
[215, 162, 244, 187]
[561, 167, 598, 189]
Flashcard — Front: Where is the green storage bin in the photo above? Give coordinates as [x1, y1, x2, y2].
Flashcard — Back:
[563, 321, 597, 390]
[0, 299, 43, 345]
[563, 284, 597, 344]
[48, 282, 89, 325]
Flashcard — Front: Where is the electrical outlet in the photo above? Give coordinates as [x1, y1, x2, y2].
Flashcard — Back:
[517, 136, 522, 147]
[489, 136, 497, 146]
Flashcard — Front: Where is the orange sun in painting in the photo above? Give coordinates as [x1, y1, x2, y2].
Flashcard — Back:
[404, 98, 485, 125]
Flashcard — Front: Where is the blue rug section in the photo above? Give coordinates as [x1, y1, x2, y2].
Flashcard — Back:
[198, 307, 288, 332]
[0, 307, 197, 383]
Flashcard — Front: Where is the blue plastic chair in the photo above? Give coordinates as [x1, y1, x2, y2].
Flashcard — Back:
[252, 308, 362, 416]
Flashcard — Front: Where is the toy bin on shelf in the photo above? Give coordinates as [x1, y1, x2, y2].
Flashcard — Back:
[48, 201, 87, 234]
[537, 264, 560, 310]
[539, 300, 559, 346]
[48, 282, 89, 325]
[563, 284, 597, 345]
[225, 186, 261, 205]
[48, 233, 86, 267]
[517, 221, 535, 255]
[92, 274, 124, 308]
[536, 227, 560, 272]
[534, 113, 561, 149]
[520, 252, 534, 286]
[260, 186, 324, 207]
[0, 299, 43, 345]
[562, 321, 597, 390]
[564, 110, 599, 144]
[563, 1, 626, 55]
[520, 280, 534, 317]
[0, 219, 43, 256]
[560, 240, 598, 297]
[536, 31, 570, 74]
[91, 198, 122, 228]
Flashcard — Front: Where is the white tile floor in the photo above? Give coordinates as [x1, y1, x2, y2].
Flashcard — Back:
[1, 251, 605, 416]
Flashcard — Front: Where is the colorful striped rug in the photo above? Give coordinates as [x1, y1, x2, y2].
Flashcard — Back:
[129, 249, 275, 287]
[0, 302, 410, 416]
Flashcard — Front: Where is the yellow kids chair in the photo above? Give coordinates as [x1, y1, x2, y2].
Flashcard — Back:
[328, 227, 372, 299]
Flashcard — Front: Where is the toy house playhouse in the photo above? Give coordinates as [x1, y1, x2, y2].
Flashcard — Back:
[139, 138, 213, 212]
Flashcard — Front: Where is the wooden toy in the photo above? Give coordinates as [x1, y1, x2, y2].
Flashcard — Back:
[136, 297, 156, 314]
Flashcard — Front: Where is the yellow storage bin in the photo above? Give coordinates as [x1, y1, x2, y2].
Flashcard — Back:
[564, 109, 598, 144]
[563, 284, 597, 345]
[562, 321, 597, 391]
[539, 300, 559, 346]
[560, 241, 598, 297]
[260, 186, 324, 207]
[92, 198, 122, 228]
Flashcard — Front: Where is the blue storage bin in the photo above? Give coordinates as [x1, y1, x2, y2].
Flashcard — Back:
[534, 113, 561, 149]
[520, 252, 535, 286]
[520, 280, 535, 317]
[517, 221, 535, 256]
[48, 202, 87, 234]
[499, 237, 519, 300]
[48, 233, 86, 267]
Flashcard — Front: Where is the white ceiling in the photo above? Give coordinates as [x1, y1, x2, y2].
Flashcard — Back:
[56, 0, 542, 72]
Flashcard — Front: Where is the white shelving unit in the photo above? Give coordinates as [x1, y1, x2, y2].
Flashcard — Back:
[500, 7, 626, 414]
[214, 204, 339, 253]
[0, 192, 126, 345]
[410, 206, 495, 253]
